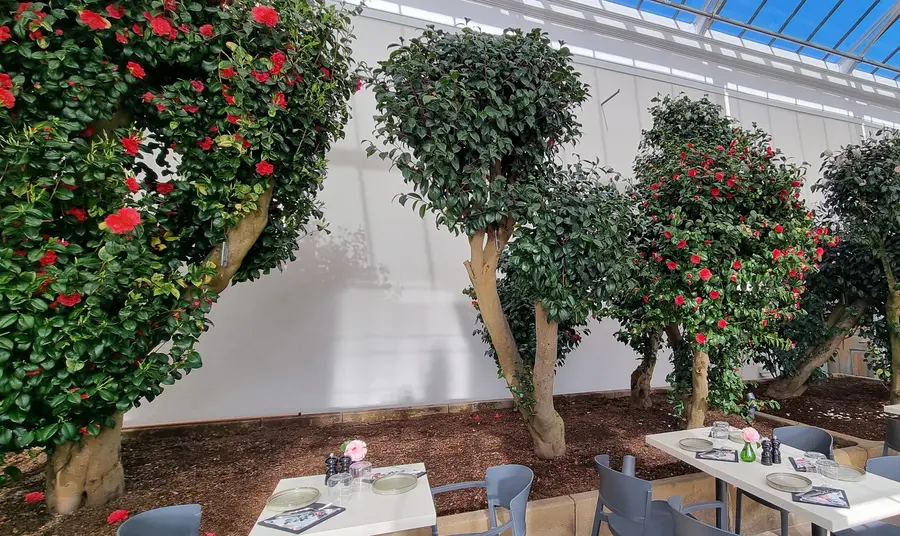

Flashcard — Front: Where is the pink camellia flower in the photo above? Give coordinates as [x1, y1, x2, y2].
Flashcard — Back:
[343, 440, 367, 462]
[741, 427, 760, 443]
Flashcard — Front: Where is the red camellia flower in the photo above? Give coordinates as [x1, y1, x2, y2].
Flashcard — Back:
[0, 73, 11, 89]
[699, 268, 712, 281]
[126, 177, 140, 193]
[730, 273, 737, 282]
[57, 292, 82, 307]
[190, 80, 204, 92]
[105, 4, 125, 18]
[774, 224, 783, 233]
[816, 247, 824, 258]
[104, 207, 142, 234]
[676, 239, 687, 249]
[320, 66, 331, 80]
[252, 70, 270, 83]
[690, 254, 701, 265]
[667, 261, 677, 270]
[121, 134, 140, 155]
[766, 146, 775, 156]
[156, 103, 166, 112]
[709, 290, 720, 300]
[695, 333, 707, 344]
[687, 169, 698, 178]
[157, 183, 174, 195]
[199, 24, 214, 37]
[0, 88, 14, 109]
[675, 295, 685, 306]
[714, 171, 724, 180]
[79, 9, 111, 30]
[182, 105, 200, 113]
[127, 61, 145, 79]
[221, 66, 236, 78]
[252, 5, 279, 27]
[273, 91, 287, 109]
[197, 136, 213, 150]
[270, 51, 286, 72]
[150, 15, 172, 36]
[711, 187, 720, 197]
[107, 510, 129, 524]
[355, 78, 363, 92]
[256, 160, 274, 176]
[66, 207, 87, 222]
[132, 22, 143, 36]
[115, 30, 129, 44]
[664, 231, 672, 239]
[0, 26, 10, 42]
[732, 261, 742, 270]
[727, 177, 736, 187]
[772, 248, 782, 260]
[695, 296, 703, 304]
[38, 250, 56, 266]
[142, 92, 155, 103]
[24, 491, 44, 503]
[226, 113, 240, 124]
[717, 319, 728, 329]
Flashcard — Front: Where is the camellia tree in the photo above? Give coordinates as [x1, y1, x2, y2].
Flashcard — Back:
[370, 26, 632, 457]
[816, 131, 900, 402]
[630, 94, 826, 427]
[0, 0, 359, 512]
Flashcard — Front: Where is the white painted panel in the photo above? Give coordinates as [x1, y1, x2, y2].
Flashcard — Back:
[594, 69, 643, 174]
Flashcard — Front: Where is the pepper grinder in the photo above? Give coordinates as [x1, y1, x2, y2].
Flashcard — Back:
[340, 454, 352, 473]
[326, 453, 339, 483]
[772, 437, 783, 465]
[760, 439, 773, 466]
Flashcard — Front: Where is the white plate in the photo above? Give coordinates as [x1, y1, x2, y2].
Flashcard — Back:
[679, 438, 715, 452]
[265, 487, 320, 511]
[766, 473, 812, 493]
[372, 473, 418, 495]
[835, 465, 866, 482]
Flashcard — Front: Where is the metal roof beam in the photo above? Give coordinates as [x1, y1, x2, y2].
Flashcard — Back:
[838, 0, 900, 74]
[693, 0, 726, 36]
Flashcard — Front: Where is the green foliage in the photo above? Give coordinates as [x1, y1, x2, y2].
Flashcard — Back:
[369, 26, 589, 235]
[629, 94, 826, 413]
[0, 0, 358, 480]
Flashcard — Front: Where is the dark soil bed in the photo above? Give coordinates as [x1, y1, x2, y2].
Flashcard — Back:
[0, 392, 772, 536]
[766, 376, 891, 442]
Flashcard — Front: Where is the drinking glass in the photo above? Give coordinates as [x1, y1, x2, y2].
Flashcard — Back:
[327, 472, 352, 506]
[350, 461, 373, 493]
[711, 421, 730, 447]
[803, 452, 827, 484]
[817, 459, 839, 482]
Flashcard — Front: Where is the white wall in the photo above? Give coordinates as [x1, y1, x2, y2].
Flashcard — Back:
[125, 13, 868, 427]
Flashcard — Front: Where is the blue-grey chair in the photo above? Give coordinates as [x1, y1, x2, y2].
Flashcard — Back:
[117, 504, 201, 536]
[836, 457, 900, 536]
[430, 464, 533, 536]
[667, 497, 732, 536]
[883, 419, 900, 456]
[591, 454, 673, 536]
[735, 426, 834, 536]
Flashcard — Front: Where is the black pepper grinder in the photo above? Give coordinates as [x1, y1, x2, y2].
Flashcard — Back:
[325, 453, 339, 483]
[760, 439, 773, 466]
[340, 454, 352, 474]
[772, 437, 783, 465]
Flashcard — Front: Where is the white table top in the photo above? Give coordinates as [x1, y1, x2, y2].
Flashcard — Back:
[646, 428, 900, 532]
[248, 463, 437, 536]
[885, 404, 900, 416]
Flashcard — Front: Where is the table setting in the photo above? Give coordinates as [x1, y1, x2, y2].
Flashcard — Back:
[248, 439, 437, 536]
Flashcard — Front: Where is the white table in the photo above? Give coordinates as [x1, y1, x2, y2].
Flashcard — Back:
[647, 428, 900, 535]
[885, 404, 900, 416]
[248, 463, 437, 536]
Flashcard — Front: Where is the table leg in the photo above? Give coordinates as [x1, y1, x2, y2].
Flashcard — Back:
[715, 478, 728, 530]
[811, 524, 828, 536]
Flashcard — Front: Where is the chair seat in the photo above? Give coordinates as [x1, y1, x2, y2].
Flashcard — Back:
[609, 500, 673, 536]
[837, 522, 900, 536]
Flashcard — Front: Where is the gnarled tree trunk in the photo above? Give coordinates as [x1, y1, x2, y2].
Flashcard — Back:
[888, 290, 900, 404]
[46, 414, 125, 514]
[529, 301, 565, 459]
[630, 329, 662, 408]
[686, 349, 710, 429]
[765, 299, 867, 399]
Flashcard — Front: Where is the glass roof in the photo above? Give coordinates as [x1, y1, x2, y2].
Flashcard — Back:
[606, 0, 900, 79]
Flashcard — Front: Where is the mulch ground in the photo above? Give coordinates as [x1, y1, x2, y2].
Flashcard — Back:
[0, 392, 774, 536]
[766, 376, 892, 442]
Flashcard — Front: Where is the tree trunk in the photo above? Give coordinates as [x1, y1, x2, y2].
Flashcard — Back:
[630, 329, 661, 408]
[765, 299, 867, 399]
[686, 349, 710, 429]
[888, 290, 900, 404]
[528, 301, 565, 458]
[46, 414, 125, 514]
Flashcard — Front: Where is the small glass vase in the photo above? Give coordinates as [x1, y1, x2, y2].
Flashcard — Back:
[740, 442, 757, 462]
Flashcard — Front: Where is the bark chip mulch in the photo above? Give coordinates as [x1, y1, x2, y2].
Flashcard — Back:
[766, 376, 892, 442]
[0, 393, 771, 536]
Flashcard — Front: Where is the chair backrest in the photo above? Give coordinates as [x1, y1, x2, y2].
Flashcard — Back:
[596, 456, 653, 526]
[885, 419, 900, 455]
[117, 504, 202, 536]
[667, 498, 736, 536]
[774, 426, 834, 459]
[485, 464, 534, 536]
[866, 456, 900, 482]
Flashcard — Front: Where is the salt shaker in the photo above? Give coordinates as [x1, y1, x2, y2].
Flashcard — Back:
[772, 437, 782, 465]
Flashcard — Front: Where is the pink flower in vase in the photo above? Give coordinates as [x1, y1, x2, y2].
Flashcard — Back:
[741, 427, 760, 443]
[344, 440, 368, 462]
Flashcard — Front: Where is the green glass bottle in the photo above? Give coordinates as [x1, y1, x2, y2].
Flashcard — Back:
[740, 442, 757, 463]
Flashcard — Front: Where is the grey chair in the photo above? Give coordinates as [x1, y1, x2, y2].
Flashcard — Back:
[735, 426, 834, 536]
[117, 504, 201, 536]
[883, 419, 900, 456]
[667, 497, 732, 536]
[430, 464, 533, 536]
[591, 454, 673, 536]
[835, 457, 900, 536]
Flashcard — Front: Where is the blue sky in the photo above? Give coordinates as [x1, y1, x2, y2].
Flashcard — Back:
[607, 0, 900, 77]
